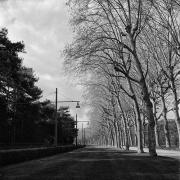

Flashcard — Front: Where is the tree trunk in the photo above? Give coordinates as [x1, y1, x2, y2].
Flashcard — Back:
[119, 127, 124, 148]
[161, 95, 171, 148]
[131, 37, 157, 156]
[145, 98, 157, 156]
[127, 78, 144, 152]
[115, 121, 121, 148]
[117, 97, 129, 150]
[112, 105, 119, 148]
[152, 100, 160, 147]
[128, 128, 133, 146]
[110, 129, 115, 146]
[133, 119, 138, 146]
[142, 114, 147, 147]
[154, 120, 160, 147]
[134, 100, 144, 153]
[143, 130, 146, 147]
[172, 89, 180, 148]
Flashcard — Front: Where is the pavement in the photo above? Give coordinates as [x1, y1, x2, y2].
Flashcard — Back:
[0, 146, 179, 180]
[130, 146, 180, 159]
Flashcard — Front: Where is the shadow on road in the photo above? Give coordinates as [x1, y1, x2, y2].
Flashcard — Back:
[1, 146, 179, 180]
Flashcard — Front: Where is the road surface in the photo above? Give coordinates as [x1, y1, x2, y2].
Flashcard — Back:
[0, 146, 179, 180]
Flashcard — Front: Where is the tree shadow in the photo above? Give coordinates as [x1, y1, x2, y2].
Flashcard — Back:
[1, 146, 180, 180]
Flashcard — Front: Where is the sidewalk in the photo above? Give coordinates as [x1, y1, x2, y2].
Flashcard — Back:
[130, 147, 180, 159]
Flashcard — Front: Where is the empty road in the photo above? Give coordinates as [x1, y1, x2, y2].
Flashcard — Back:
[1, 146, 179, 180]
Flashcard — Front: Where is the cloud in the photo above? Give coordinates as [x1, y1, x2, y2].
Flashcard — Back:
[0, 0, 71, 74]
[0, 0, 7, 3]
[29, 44, 45, 54]
[0, 0, 90, 125]
[38, 73, 53, 81]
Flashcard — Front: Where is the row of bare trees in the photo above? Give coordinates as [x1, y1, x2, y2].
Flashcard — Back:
[64, 0, 180, 156]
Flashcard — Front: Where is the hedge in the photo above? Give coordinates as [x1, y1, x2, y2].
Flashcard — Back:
[0, 145, 85, 166]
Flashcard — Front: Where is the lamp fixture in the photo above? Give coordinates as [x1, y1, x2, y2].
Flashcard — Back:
[76, 102, 80, 108]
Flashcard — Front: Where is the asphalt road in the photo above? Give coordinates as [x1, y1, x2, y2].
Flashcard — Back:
[1, 146, 179, 180]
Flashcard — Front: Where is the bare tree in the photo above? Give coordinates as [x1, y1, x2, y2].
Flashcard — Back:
[64, 0, 157, 156]
[143, 1, 180, 147]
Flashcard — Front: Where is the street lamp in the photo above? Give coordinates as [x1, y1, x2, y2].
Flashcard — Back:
[76, 120, 89, 145]
[76, 102, 80, 108]
[53, 88, 80, 147]
[75, 103, 80, 147]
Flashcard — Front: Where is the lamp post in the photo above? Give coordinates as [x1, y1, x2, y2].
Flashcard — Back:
[82, 123, 83, 145]
[53, 88, 80, 147]
[76, 120, 89, 145]
[54, 88, 58, 146]
[76, 113, 78, 146]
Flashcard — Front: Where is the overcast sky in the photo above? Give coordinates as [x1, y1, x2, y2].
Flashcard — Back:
[0, 0, 90, 127]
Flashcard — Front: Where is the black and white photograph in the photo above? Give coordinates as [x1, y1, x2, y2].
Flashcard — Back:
[0, 0, 180, 179]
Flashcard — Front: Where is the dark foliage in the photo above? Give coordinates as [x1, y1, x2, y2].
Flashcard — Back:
[0, 28, 76, 147]
[0, 145, 85, 166]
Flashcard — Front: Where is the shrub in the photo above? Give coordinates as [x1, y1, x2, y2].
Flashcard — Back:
[0, 145, 85, 166]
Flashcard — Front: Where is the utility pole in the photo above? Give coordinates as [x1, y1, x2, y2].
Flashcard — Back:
[76, 113, 78, 147]
[82, 123, 83, 145]
[84, 127, 86, 145]
[54, 88, 58, 146]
